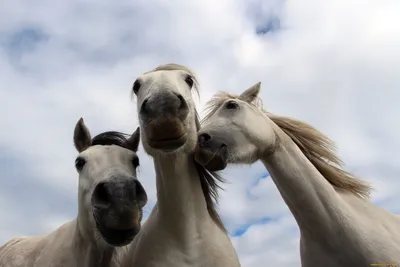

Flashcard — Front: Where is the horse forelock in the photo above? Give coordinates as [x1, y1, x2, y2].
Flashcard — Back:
[201, 91, 264, 123]
[91, 131, 131, 149]
[202, 91, 372, 199]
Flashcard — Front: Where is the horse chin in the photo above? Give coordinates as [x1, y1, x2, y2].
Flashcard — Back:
[147, 134, 188, 152]
[144, 118, 189, 152]
[194, 145, 228, 172]
[93, 214, 140, 247]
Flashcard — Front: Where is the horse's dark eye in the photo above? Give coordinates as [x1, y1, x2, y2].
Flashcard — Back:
[185, 75, 194, 88]
[132, 156, 140, 168]
[225, 100, 239, 109]
[75, 157, 86, 171]
[132, 80, 141, 94]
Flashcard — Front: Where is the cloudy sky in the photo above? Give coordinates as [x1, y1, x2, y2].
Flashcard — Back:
[1, 0, 400, 266]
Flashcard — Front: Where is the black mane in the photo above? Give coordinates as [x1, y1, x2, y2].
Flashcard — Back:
[91, 131, 130, 149]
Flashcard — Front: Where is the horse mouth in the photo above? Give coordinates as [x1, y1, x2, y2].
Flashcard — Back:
[94, 217, 140, 246]
[147, 134, 187, 151]
[194, 145, 228, 171]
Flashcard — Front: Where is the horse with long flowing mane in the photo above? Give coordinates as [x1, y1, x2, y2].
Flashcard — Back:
[0, 118, 148, 267]
[121, 63, 240, 267]
[194, 82, 400, 266]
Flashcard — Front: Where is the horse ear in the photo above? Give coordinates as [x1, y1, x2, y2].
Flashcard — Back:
[74, 118, 92, 153]
[126, 127, 140, 152]
[239, 82, 261, 103]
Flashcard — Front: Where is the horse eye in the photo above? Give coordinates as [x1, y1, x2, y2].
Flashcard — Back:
[75, 157, 86, 171]
[132, 80, 141, 94]
[225, 100, 239, 109]
[184, 75, 194, 88]
[132, 156, 140, 168]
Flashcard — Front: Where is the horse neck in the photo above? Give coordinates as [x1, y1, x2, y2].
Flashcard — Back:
[153, 152, 212, 236]
[260, 128, 344, 235]
[82, 244, 115, 267]
[77, 202, 95, 242]
[75, 208, 116, 267]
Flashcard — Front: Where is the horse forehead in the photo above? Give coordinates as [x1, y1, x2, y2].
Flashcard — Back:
[142, 70, 185, 87]
[236, 100, 261, 117]
[84, 145, 132, 160]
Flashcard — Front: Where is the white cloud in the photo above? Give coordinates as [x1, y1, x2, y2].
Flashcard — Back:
[1, 0, 400, 266]
[232, 214, 300, 266]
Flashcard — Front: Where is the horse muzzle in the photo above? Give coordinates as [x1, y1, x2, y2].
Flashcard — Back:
[194, 133, 229, 172]
[91, 177, 147, 246]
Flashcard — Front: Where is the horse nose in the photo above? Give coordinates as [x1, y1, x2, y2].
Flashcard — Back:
[198, 133, 212, 148]
[92, 178, 147, 232]
[92, 178, 147, 210]
[139, 91, 188, 120]
[92, 181, 112, 210]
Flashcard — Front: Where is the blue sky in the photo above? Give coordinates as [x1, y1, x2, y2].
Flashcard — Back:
[1, 0, 400, 266]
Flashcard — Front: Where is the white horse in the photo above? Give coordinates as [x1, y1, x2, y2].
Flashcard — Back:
[121, 64, 240, 267]
[194, 82, 400, 267]
[0, 118, 148, 267]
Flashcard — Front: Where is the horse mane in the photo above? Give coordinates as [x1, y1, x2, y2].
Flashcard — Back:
[194, 114, 227, 233]
[203, 91, 372, 199]
[91, 131, 131, 149]
[139, 63, 227, 232]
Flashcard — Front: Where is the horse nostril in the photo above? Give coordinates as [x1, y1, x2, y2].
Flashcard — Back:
[133, 180, 148, 208]
[92, 182, 111, 209]
[198, 133, 211, 147]
[140, 98, 149, 114]
[176, 94, 187, 110]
